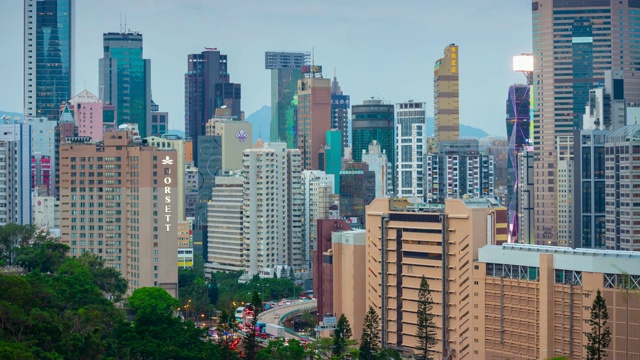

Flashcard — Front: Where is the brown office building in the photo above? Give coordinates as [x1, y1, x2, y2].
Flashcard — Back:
[59, 130, 179, 297]
[433, 43, 460, 149]
[297, 66, 332, 170]
[473, 244, 640, 360]
[365, 197, 504, 359]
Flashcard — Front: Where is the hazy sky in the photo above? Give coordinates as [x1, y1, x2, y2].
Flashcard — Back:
[0, 0, 531, 135]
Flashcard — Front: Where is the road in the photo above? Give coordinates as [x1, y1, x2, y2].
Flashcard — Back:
[257, 300, 317, 340]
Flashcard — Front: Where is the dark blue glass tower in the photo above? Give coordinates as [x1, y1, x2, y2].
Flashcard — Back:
[24, 0, 74, 120]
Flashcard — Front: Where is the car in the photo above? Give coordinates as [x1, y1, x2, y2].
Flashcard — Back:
[274, 314, 280, 319]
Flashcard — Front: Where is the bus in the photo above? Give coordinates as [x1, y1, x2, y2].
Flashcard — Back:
[234, 307, 245, 323]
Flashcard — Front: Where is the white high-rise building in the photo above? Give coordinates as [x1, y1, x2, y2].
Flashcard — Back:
[242, 141, 303, 279]
[302, 170, 335, 278]
[207, 175, 244, 272]
[396, 101, 426, 202]
[556, 135, 574, 247]
[362, 140, 392, 199]
[0, 122, 32, 225]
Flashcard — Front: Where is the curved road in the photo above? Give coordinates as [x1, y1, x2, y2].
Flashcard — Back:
[257, 300, 317, 340]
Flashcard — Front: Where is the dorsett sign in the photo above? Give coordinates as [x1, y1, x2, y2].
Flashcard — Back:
[162, 156, 174, 231]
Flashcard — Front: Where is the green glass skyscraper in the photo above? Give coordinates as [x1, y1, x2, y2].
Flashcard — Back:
[265, 51, 310, 147]
[24, 0, 75, 120]
[351, 99, 395, 183]
[99, 32, 151, 137]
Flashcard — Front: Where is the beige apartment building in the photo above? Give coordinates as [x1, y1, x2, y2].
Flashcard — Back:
[59, 130, 178, 297]
[473, 244, 640, 360]
[330, 229, 367, 339]
[433, 43, 459, 149]
[146, 135, 188, 221]
[365, 197, 504, 359]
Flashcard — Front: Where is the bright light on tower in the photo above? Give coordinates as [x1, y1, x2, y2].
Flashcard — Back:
[513, 53, 534, 85]
[512, 54, 534, 72]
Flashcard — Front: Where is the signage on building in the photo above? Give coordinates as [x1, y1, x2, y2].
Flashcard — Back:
[301, 65, 322, 74]
[162, 155, 174, 231]
[331, 95, 350, 109]
[235, 129, 249, 142]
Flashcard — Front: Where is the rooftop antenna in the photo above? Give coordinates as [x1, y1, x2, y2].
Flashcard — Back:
[311, 47, 315, 67]
[119, 12, 122, 33]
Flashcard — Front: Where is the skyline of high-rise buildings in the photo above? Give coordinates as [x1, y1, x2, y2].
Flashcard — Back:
[532, 0, 640, 244]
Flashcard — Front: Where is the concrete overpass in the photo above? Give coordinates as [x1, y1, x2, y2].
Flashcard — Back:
[257, 300, 317, 341]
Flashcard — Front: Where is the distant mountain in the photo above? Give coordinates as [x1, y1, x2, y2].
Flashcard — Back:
[242, 108, 491, 142]
[166, 129, 185, 138]
[425, 117, 489, 139]
[0, 110, 23, 121]
[246, 105, 271, 143]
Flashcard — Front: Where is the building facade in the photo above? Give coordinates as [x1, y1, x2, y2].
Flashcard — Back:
[150, 100, 168, 136]
[67, 90, 106, 141]
[396, 101, 426, 201]
[0, 122, 32, 225]
[24, 0, 74, 120]
[25, 117, 56, 196]
[531, 0, 640, 244]
[573, 130, 607, 249]
[186, 49, 242, 163]
[59, 130, 179, 297]
[146, 135, 188, 221]
[604, 124, 640, 251]
[505, 84, 532, 241]
[207, 175, 244, 272]
[242, 142, 303, 278]
[205, 118, 253, 172]
[425, 140, 495, 203]
[365, 198, 504, 359]
[302, 170, 336, 278]
[99, 32, 151, 137]
[433, 44, 459, 149]
[265, 51, 309, 148]
[331, 74, 350, 149]
[339, 164, 376, 226]
[361, 140, 392, 199]
[351, 100, 395, 173]
[556, 135, 574, 247]
[297, 67, 332, 170]
[473, 243, 640, 360]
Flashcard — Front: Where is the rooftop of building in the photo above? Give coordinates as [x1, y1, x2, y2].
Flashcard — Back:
[478, 243, 640, 275]
[606, 124, 640, 143]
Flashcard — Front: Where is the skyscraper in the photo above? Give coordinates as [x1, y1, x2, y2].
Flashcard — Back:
[242, 142, 303, 278]
[297, 66, 332, 170]
[331, 73, 350, 149]
[186, 49, 242, 163]
[99, 32, 151, 137]
[24, 0, 74, 120]
[505, 85, 531, 241]
[351, 99, 394, 171]
[67, 89, 105, 141]
[433, 44, 459, 149]
[265, 51, 310, 148]
[532, 1, 640, 244]
[396, 101, 426, 201]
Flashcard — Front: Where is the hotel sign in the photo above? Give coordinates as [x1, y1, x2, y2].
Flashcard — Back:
[162, 155, 174, 231]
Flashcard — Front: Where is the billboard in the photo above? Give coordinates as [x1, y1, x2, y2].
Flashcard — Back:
[331, 95, 350, 109]
[301, 65, 322, 74]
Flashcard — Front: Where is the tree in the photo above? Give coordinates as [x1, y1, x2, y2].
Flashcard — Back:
[208, 275, 219, 305]
[289, 267, 296, 281]
[243, 291, 262, 360]
[128, 287, 179, 323]
[15, 241, 69, 273]
[359, 306, 381, 360]
[280, 266, 287, 279]
[586, 290, 611, 360]
[415, 276, 437, 360]
[0, 224, 37, 266]
[333, 314, 353, 358]
[75, 253, 127, 301]
[257, 338, 307, 360]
